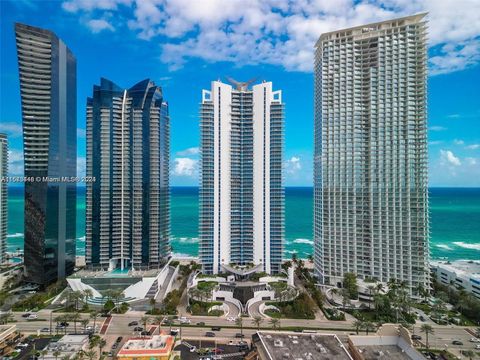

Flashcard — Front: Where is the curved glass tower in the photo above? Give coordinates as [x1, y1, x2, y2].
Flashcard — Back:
[85, 78, 170, 270]
[15, 23, 77, 285]
[314, 14, 429, 294]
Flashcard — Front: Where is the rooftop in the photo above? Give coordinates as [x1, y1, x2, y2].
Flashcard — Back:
[357, 345, 413, 360]
[254, 331, 352, 360]
[117, 335, 174, 356]
[431, 260, 480, 279]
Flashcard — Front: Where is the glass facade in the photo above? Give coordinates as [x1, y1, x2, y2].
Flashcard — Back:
[15, 23, 77, 285]
[0, 134, 7, 265]
[85, 78, 170, 270]
[314, 14, 429, 294]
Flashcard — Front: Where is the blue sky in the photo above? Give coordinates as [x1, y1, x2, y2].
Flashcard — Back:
[1, 0, 479, 186]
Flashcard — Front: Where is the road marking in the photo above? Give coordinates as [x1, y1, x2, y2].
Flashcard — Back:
[100, 316, 112, 335]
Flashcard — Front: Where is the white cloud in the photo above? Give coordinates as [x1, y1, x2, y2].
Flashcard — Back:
[176, 147, 199, 156]
[429, 140, 443, 145]
[172, 157, 198, 176]
[8, 149, 24, 177]
[62, 0, 480, 74]
[466, 144, 480, 150]
[453, 139, 464, 145]
[87, 19, 115, 33]
[284, 156, 302, 174]
[430, 126, 447, 131]
[440, 149, 461, 166]
[0, 122, 22, 137]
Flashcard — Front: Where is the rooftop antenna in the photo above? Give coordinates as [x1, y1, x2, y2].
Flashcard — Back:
[225, 76, 258, 91]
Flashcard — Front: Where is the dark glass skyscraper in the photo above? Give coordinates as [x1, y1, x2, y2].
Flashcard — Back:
[15, 23, 77, 285]
[85, 78, 170, 270]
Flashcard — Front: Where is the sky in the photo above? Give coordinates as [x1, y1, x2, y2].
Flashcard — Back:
[1, 0, 479, 187]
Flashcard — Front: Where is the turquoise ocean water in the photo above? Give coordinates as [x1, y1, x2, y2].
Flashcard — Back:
[6, 186, 480, 260]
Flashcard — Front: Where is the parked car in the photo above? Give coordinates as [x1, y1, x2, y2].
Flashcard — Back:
[411, 335, 422, 340]
[470, 337, 480, 343]
[205, 331, 216, 337]
[211, 326, 221, 331]
[116, 337, 123, 343]
[476, 344, 480, 350]
[133, 327, 143, 332]
[419, 315, 425, 321]
[235, 333, 245, 338]
[452, 340, 463, 345]
[111, 343, 118, 350]
[128, 321, 138, 327]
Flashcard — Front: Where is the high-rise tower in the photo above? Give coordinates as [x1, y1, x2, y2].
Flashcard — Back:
[0, 133, 7, 265]
[85, 78, 170, 270]
[199, 79, 284, 275]
[15, 23, 77, 285]
[314, 14, 429, 294]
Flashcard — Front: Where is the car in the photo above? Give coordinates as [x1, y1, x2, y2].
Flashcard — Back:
[60, 322, 69, 327]
[411, 335, 422, 341]
[470, 337, 480, 343]
[197, 322, 205, 326]
[40, 328, 50, 333]
[170, 329, 180, 336]
[189, 346, 197, 353]
[55, 324, 65, 329]
[205, 331, 216, 337]
[211, 326, 221, 331]
[476, 344, 480, 350]
[116, 336, 123, 343]
[111, 343, 118, 350]
[235, 333, 245, 338]
[17, 343, 29, 348]
[22, 313, 30, 318]
[128, 321, 138, 327]
[452, 340, 463, 345]
[107, 352, 113, 357]
[27, 314, 38, 320]
[140, 331, 150, 336]
[179, 317, 190, 324]
[133, 327, 143, 332]
[227, 316, 236, 322]
[419, 315, 425, 321]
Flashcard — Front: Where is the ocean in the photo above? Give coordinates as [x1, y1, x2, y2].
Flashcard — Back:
[6, 186, 480, 261]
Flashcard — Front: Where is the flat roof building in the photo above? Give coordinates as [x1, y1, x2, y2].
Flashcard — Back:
[42, 335, 89, 360]
[431, 260, 480, 300]
[117, 335, 175, 360]
[252, 331, 352, 360]
[348, 324, 425, 360]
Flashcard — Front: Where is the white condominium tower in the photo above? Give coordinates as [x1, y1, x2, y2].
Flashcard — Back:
[85, 78, 170, 271]
[199, 79, 284, 275]
[0, 133, 7, 264]
[314, 14, 429, 294]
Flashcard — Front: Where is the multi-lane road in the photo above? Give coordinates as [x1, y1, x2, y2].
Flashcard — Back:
[10, 310, 480, 355]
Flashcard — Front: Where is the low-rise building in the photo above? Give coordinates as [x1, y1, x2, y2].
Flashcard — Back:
[431, 260, 480, 300]
[348, 324, 425, 360]
[42, 334, 89, 360]
[252, 331, 353, 360]
[0, 324, 20, 356]
[117, 334, 175, 360]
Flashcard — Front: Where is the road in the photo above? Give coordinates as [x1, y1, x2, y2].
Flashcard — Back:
[9, 310, 480, 354]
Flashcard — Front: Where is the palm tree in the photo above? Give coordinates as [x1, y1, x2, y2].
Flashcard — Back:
[85, 350, 96, 360]
[253, 316, 263, 330]
[363, 321, 375, 335]
[40, 349, 48, 360]
[149, 297, 157, 314]
[367, 285, 376, 310]
[61, 355, 71, 360]
[463, 350, 475, 360]
[81, 318, 89, 332]
[90, 311, 99, 333]
[154, 315, 164, 333]
[141, 315, 151, 333]
[353, 320, 364, 334]
[83, 289, 93, 309]
[53, 350, 61, 360]
[235, 317, 244, 336]
[98, 338, 106, 359]
[420, 324, 434, 349]
[71, 312, 81, 333]
[340, 288, 351, 311]
[269, 318, 280, 331]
